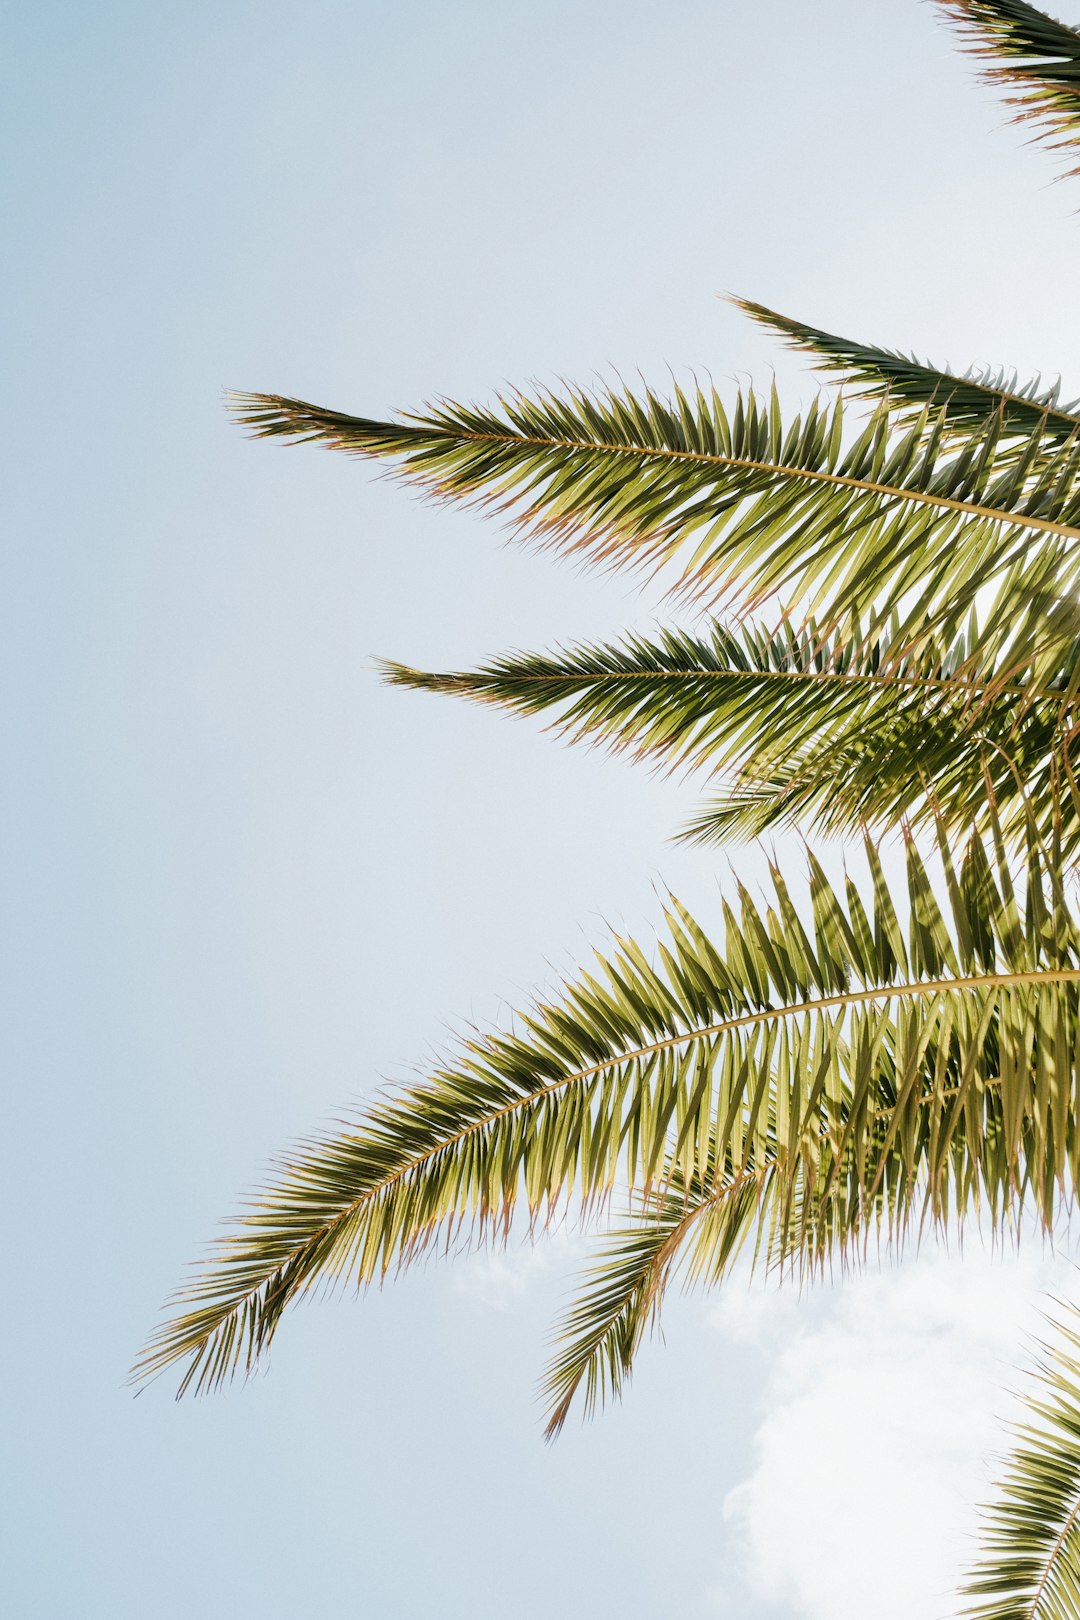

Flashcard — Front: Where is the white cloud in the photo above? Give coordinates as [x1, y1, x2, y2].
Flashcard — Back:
[709, 1246, 1077, 1620]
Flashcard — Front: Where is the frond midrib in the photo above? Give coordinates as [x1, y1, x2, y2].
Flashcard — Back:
[390, 421, 1080, 547]
[407, 662, 1062, 702]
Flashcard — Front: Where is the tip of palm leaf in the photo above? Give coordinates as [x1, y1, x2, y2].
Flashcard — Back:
[375, 658, 470, 695]
[224, 390, 300, 436]
[224, 389, 381, 446]
[727, 292, 778, 320]
[541, 1400, 572, 1442]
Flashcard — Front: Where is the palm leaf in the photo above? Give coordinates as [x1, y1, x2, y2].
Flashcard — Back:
[136, 830, 1080, 1398]
[940, 0, 1080, 179]
[544, 948, 1077, 1438]
[541, 1156, 770, 1437]
[545, 948, 1080, 1435]
[383, 616, 1079, 852]
[229, 385, 1080, 647]
[961, 1300, 1080, 1620]
[682, 699, 1065, 851]
[542, 1158, 869, 1439]
[735, 296, 1080, 441]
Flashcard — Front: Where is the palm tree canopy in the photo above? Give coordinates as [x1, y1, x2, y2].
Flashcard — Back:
[144, 5, 1080, 1607]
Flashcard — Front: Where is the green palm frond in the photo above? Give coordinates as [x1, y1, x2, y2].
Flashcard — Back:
[538, 1189, 687, 1437]
[546, 923, 1080, 1436]
[383, 616, 1079, 852]
[229, 386, 1080, 645]
[941, 1, 1080, 178]
[961, 1300, 1080, 1620]
[542, 1147, 870, 1438]
[682, 696, 1066, 851]
[381, 616, 1019, 772]
[735, 297, 1080, 441]
[546, 1036, 1080, 1438]
[137, 830, 1080, 1398]
[541, 1152, 783, 1437]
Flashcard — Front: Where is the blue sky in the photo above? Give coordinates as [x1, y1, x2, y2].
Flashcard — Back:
[5, 3, 1080, 1616]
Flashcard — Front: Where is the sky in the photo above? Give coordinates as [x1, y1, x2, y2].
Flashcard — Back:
[5, 2, 1080, 1616]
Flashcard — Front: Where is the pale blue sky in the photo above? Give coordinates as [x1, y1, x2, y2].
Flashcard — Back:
[5, 3, 1080, 1616]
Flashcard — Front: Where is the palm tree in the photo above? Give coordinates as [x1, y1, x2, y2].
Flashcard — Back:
[139, 2, 1080, 1612]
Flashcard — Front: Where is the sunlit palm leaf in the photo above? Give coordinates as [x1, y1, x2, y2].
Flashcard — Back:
[542, 1156, 769, 1437]
[735, 296, 1080, 441]
[682, 700, 1065, 850]
[137, 831, 1080, 1398]
[229, 386, 1080, 647]
[961, 1300, 1080, 1620]
[941, 0, 1080, 179]
[545, 1007, 1071, 1436]
[383, 616, 1080, 852]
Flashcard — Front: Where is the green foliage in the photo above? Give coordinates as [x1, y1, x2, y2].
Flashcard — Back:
[137, 829, 1080, 1401]
[230, 385, 1080, 658]
[383, 615, 1080, 853]
[145, 3, 1080, 1609]
[941, 0, 1080, 179]
[735, 296, 1080, 442]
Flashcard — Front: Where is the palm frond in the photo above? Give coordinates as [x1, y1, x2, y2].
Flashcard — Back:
[961, 1300, 1080, 1620]
[736, 297, 1080, 441]
[545, 966, 1080, 1437]
[940, 0, 1080, 179]
[229, 386, 1080, 644]
[681, 699, 1066, 851]
[538, 1177, 703, 1438]
[137, 830, 1080, 1398]
[541, 1156, 763, 1437]
[383, 616, 1079, 853]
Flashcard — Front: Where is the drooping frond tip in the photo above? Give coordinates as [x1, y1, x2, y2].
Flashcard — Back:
[734, 296, 1080, 441]
[227, 390, 408, 455]
[938, 0, 1080, 179]
[540, 1161, 760, 1438]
